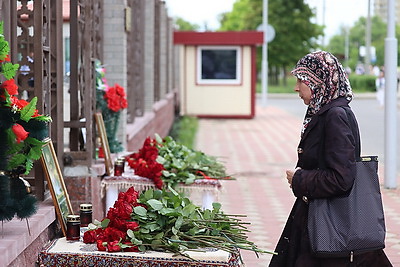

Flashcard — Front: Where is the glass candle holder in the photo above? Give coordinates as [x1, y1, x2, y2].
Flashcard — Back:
[80, 203, 93, 227]
[114, 159, 124, 176]
[117, 157, 126, 172]
[66, 215, 80, 241]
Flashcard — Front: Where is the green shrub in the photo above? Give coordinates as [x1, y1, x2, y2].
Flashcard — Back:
[348, 74, 376, 92]
[169, 115, 198, 149]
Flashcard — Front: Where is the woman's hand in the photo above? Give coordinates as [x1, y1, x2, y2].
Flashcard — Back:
[286, 168, 300, 188]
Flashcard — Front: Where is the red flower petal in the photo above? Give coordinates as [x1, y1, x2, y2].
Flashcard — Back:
[12, 124, 29, 143]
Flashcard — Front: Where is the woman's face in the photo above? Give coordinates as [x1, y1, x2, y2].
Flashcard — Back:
[294, 79, 312, 105]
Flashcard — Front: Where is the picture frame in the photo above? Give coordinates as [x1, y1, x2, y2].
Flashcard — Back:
[94, 112, 113, 176]
[41, 139, 74, 237]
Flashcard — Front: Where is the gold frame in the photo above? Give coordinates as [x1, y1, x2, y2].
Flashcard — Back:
[94, 112, 113, 176]
[41, 139, 73, 236]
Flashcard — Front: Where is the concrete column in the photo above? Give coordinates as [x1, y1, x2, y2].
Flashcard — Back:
[103, 0, 128, 151]
[144, 0, 155, 111]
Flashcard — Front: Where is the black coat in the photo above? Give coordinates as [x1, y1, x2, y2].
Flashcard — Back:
[269, 98, 392, 267]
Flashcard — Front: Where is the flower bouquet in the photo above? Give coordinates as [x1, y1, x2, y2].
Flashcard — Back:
[0, 22, 52, 221]
[125, 134, 233, 189]
[95, 60, 128, 153]
[83, 186, 272, 261]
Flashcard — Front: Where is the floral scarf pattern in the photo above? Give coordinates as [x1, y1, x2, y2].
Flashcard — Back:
[291, 51, 353, 133]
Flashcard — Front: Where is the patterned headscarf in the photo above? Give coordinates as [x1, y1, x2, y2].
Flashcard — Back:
[291, 51, 353, 133]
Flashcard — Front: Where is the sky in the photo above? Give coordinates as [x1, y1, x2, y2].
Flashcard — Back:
[164, 0, 370, 42]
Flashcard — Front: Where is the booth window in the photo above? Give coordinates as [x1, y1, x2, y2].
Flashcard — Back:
[197, 46, 241, 84]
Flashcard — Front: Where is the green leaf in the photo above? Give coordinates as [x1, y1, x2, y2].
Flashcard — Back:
[212, 202, 222, 212]
[175, 216, 183, 230]
[155, 133, 163, 144]
[145, 222, 160, 232]
[159, 207, 178, 216]
[154, 232, 164, 239]
[127, 229, 135, 238]
[32, 115, 52, 122]
[133, 206, 147, 217]
[182, 203, 197, 217]
[172, 226, 178, 235]
[7, 154, 26, 169]
[140, 228, 149, 234]
[20, 96, 37, 122]
[144, 188, 154, 200]
[2, 62, 19, 80]
[0, 37, 9, 61]
[28, 145, 43, 160]
[24, 159, 33, 174]
[101, 218, 110, 228]
[147, 199, 163, 211]
[25, 137, 47, 146]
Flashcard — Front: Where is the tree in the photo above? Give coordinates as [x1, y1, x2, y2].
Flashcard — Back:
[326, 16, 391, 71]
[173, 17, 200, 31]
[219, 0, 323, 85]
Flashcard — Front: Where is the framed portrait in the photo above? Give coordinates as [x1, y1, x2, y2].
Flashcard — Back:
[94, 112, 113, 176]
[41, 139, 73, 236]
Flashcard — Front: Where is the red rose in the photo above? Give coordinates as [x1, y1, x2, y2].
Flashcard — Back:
[109, 217, 128, 232]
[106, 207, 118, 221]
[114, 200, 133, 220]
[126, 221, 139, 231]
[124, 187, 139, 204]
[103, 227, 126, 242]
[97, 240, 107, 251]
[83, 230, 97, 243]
[107, 240, 122, 252]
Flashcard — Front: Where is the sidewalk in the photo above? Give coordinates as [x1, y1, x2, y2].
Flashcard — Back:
[195, 104, 400, 266]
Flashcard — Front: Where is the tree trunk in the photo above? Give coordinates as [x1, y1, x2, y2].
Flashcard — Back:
[283, 65, 287, 86]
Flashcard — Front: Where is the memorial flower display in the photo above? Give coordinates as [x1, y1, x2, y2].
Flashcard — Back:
[83, 186, 271, 260]
[0, 22, 51, 221]
[125, 134, 233, 189]
[95, 60, 128, 153]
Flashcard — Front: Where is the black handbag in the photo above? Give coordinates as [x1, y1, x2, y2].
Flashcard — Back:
[307, 107, 386, 261]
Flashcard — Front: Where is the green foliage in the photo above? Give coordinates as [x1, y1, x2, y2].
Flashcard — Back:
[173, 17, 200, 31]
[219, 0, 323, 85]
[326, 16, 389, 70]
[20, 97, 37, 122]
[348, 74, 377, 92]
[169, 115, 198, 149]
[1, 62, 19, 80]
[155, 134, 232, 188]
[128, 187, 272, 256]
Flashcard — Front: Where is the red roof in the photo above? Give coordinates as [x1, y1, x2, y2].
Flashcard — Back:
[174, 31, 263, 46]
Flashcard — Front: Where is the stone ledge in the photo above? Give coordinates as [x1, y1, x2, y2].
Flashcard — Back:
[0, 199, 55, 266]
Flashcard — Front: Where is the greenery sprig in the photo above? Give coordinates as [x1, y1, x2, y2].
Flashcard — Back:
[84, 186, 275, 262]
[129, 187, 271, 260]
[155, 134, 234, 188]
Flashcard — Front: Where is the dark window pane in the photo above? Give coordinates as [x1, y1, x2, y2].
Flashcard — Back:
[201, 49, 237, 80]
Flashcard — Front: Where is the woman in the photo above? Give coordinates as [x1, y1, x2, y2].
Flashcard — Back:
[269, 51, 392, 266]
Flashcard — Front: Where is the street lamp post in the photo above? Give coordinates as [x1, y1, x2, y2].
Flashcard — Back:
[261, 0, 268, 107]
[384, 0, 398, 189]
